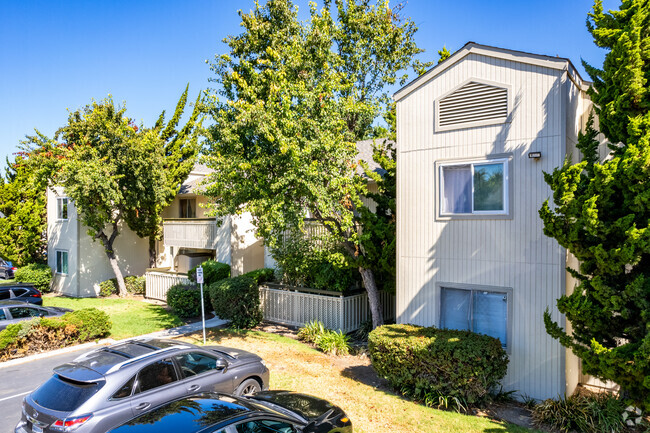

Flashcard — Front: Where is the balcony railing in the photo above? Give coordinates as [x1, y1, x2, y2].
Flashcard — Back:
[163, 218, 228, 250]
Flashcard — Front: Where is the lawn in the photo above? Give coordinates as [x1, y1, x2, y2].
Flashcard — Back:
[179, 328, 541, 433]
[44, 296, 183, 340]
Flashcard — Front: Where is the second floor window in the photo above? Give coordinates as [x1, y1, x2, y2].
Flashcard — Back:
[180, 198, 196, 218]
[439, 159, 508, 215]
[57, 197, 69, 220]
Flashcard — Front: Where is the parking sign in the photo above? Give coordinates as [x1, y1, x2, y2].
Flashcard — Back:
[196, 266, 204, 284]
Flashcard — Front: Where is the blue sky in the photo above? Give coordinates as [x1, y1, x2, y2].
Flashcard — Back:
[0, 0, 618, 171]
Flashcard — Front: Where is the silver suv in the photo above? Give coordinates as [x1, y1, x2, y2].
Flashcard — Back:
[15, 338, 269, 433]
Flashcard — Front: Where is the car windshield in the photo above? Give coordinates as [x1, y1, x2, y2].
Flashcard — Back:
[32, 375, 104, 412]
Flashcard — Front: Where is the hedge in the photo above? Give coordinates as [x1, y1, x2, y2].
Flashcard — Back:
[241, 268, 276, 285]
[99, 275, 145, 296]
[0, 308, 112, 360]
[368, 324, 508, 405]
[188, 260, 230, 285]
[209, 275, 262, 329]
[166, 283, 210, 318]
[14, 263, 53, 293]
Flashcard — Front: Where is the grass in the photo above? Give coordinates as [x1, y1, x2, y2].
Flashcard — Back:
[0, 279, 16, 285]
[44, 296, 183, 340]
[180, 328, 541, 433]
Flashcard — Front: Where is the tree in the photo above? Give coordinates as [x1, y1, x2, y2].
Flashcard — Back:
[0, 153, 47, 266]
[540, 0, 650, 408]
[126, 85, 203, 267]
[204, 0, 427, 327]
[29, 98, 170, 296]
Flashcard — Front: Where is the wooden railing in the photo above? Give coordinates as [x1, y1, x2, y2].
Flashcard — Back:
[259, 284, 395, 333]
[163, 218, 224, 250]
[145, 270, 193, 302]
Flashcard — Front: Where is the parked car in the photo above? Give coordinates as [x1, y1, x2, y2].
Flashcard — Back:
[0, 258, 17, 279]
[15, 338, 270, 433]
[0, 300, 71, 331]
[0, 283, 43, 305]
[107, 391, 352, 433]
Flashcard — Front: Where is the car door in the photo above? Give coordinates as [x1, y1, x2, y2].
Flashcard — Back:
[174, 351, 234, 394]
[129, 358, 185, 417]
[0, 307, 8, 331]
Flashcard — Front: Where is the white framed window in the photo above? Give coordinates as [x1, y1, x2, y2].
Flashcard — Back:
[439, 158, 509, 216]
[56, 250, 68, 275]
[439, 283, 512, 350]
[57, 197, 69, 220]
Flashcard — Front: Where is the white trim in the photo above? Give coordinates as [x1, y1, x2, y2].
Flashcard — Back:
[438, 157, 509, 217]
[55, 249, 69, 275]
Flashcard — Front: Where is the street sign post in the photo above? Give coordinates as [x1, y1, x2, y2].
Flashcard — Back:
[196, 266, 206, 344]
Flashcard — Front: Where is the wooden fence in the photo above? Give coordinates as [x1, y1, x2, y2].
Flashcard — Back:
[259, 284, 395, 333]
[145, 270, 192, 302]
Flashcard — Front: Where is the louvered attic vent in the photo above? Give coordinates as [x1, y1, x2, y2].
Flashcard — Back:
[437, 81, 508, 130]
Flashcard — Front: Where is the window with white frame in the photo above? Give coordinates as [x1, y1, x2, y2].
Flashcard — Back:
[439, 159, 508, 215]
[440, 285, 510, 349]
[56, 250, 68, 275]
[57, 197, 69, 220]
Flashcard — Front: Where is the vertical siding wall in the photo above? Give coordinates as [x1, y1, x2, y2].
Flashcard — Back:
[396, 53, 574, 400]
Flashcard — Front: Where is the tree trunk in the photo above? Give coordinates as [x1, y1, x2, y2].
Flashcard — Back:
[359, 267, 383, 329]
[97, 228, 127, 297]
[148, 236, 156, 268]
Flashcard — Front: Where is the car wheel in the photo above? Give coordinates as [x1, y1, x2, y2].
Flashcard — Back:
[235, 378, 261, 396]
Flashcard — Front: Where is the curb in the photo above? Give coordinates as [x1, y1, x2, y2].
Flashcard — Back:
[0, 316, 229, 370]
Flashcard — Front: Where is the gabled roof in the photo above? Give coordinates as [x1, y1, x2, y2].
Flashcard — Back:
[394, 42, 590, 103]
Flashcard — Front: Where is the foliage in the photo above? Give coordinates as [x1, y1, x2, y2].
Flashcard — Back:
[14, 263, 52, 293]
[0, 153, 47, 266]
[0, 308, 111, 360]
[532, 393, 628, 433]
[368, 324, 508, 405]
[204, 0, 430, 327]
[438, 45, 451, 63]
[24, 98, 170, 296]
[99, 275, 145, 297]
[539, 1, 650, 410]
[357, 138, 396, 293]
[241, 268, 276, 285]
[187, 260, 231, 285]
[99, 278, 117, 297]
[208, 276, 262, 329]
[298, 320, 351, 355]
[166, 283, 210, 318]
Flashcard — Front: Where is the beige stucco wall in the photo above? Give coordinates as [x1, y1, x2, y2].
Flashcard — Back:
[230, 212, 264, 276]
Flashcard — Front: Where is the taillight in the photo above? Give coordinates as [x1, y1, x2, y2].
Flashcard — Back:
[11, 267, 17, 271]
[51, 414, 92, 431]
[31, 290, 42, 297]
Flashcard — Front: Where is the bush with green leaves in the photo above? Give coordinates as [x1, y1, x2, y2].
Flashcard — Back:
[99, 275, 145, 297]
[166, 283, 210, 318]
[241, 268, 276, 285]
[14, 263, 52, 293]
[532, 393, 628, 433]
[0, 307, 112, 360]
[188, 260, 231, 285]
[368, 324, 508, 405]
[99, 278, 117, 297]
[209, 276, 262, 329]
[297, 320, 351, 356]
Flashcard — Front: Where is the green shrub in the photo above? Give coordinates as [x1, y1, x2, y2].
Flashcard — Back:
[166, 283, 209, 318]
[0, 323, 24, 350]
[532, 393, 627, 433]
[188, 260, 231, 285]
[298, 320, 351, 355]
[368, 324, 508, 405]
[241, 268, 276, 285]
[99, 279, 117, 297]
[298, 320, 326, 344]
[61, 308, 112, 340]
[209, 276, 262, 329]
[14, 263, 53, 293]
[125, 276, 145, 295]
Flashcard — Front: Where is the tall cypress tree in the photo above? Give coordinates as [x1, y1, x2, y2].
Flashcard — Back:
[540, 0, 650, 408]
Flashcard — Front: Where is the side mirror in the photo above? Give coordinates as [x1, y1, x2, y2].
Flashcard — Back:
[215, 358, 228, 372]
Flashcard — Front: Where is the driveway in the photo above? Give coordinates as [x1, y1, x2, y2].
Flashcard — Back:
[0, 347, 94, 432]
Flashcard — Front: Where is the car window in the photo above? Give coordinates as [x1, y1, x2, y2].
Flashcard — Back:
[234, 420, 296, 433]
[135, 359, 179, 393]
[0, 289, 10, 300]
[0, 309, 5, 320]
[8, 306, 46, 319]
[11, 288, 28, 297]
[174, 351, 220, 378]
[112, 376, 136, 399]
[32, 375, 103, 412]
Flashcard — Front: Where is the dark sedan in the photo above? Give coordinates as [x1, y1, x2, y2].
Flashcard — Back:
[107, 391, 352, 433]
[0, 259, 17, 279]
[0, 284, 43, 305]
[15, 338, 270, 433]
[0, 300, 71, 331]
